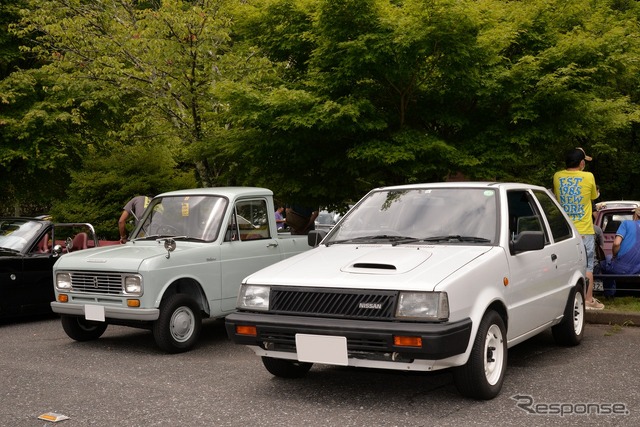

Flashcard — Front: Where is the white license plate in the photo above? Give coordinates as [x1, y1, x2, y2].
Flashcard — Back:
[85, 304, 105, 322]
[295, 334, 348, 366]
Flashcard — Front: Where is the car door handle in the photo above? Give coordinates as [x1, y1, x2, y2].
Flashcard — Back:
[267, 242, 279, 248]
[551, 254, 558, 261]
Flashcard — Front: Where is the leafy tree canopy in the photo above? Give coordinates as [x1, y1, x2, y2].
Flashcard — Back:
[1, 0, 640, 220]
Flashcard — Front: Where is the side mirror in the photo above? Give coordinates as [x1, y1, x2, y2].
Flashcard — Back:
[164, 238, 176, 259]
[510, 231, 545, 255]
[307, 230, 327, 247]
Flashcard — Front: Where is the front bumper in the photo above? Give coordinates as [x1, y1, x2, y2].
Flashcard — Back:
[225, 312, 472, 360]
[51, 301, 159, 321]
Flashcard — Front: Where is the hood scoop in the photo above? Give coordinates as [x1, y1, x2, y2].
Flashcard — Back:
[341, 248, 432, 275]
[352, 263, 396, 270]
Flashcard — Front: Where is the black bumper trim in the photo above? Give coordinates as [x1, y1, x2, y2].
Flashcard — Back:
[225, 312, 472, 360]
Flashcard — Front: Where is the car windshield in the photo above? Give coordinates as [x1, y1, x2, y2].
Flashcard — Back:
[0, 219, 44, 252]
[326, 187, 498, 245]
[133, 195, 228, 242]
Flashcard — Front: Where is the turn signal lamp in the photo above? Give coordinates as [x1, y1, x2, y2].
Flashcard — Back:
[236, 325, 257, 336]
[58, 294, 68, 303]
[393, 335, 422, 347]
[127, 299, 140, 307]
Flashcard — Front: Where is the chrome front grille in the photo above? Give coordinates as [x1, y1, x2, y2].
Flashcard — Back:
[70, 272, 125, 295]
[270, 287, 397, 320]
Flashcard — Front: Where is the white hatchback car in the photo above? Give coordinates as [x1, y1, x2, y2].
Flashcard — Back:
[226, 182, 586, 399]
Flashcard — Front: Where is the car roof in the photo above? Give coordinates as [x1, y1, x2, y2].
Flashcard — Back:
[373, 181, 547, 192]
[155, 187, 273, 198]
[596, 200, 640, 210]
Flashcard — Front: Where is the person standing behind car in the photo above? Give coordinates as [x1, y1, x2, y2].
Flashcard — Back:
[274, 206, 286, 231]
[118, 195, 152, 243]
[285, 204, 319, 235]
[553, 147, 603, 310]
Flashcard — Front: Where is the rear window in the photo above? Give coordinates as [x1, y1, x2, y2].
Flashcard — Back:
[600, 212, 633, 234]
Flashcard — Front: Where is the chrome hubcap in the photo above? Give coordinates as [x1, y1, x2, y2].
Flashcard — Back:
[170, 307, 195, 342]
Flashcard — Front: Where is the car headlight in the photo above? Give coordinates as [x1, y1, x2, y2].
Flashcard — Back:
[56, 272, 72, 290]
[237, 284, 270, 311]
[396, 292, 449, 320]
[124, 275, 142, 295]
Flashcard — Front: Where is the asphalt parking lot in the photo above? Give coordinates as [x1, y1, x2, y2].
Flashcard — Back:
[2, 315, 639, 427]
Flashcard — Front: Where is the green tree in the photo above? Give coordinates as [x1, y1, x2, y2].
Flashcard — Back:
[4, 0, 640, 216]
[11, 0, 267, 188]
[465, 0, 640, 189]
[50, 144, 196, 239]
[219, 0, 487, 208]
[0, 0, 61, 215]
[225, 0, 640, 207]
[0, 0, 27, 79]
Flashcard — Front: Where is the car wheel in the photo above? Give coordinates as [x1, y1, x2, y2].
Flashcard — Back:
[60, 315, 108, 341]
[453, 310, 507, 400]
[153, 294, 202, 354]
[552, 284, 585, 346]
[262, 356, 313, 378]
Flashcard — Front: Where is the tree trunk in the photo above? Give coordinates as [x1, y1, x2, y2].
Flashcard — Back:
[194, 159, 212, 188]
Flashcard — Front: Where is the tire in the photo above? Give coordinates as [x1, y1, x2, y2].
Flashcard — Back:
[153, 294, 202, 354]
[453, 310, 507, 400]
[552, 285, 585, 346]
[262, 356, 313, 379]
[60, 315, 108, 341]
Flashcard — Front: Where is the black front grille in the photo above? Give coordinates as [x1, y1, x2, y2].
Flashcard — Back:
[270, 287, 397, 320]
[258, 329, 389, 353]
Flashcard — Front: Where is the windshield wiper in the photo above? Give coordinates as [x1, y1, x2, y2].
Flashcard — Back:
[133, 234, 178, 241]
[0, 246, 20, 254]
[326, 235, 415, 246]
[171, 236, 206, 242]
[134, 235, 206, 242]
[394, 235, 492, 245]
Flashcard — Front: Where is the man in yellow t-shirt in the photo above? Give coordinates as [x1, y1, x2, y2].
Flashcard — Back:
[553, 147, 603, 310]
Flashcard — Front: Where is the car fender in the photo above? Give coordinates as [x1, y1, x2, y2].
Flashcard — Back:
[431, 248, 509, 368]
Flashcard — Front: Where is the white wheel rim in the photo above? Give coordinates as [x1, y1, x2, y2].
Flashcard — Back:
[170, 306, 195, 343]
[484, 324, 504, 385]
[573, 292, 585, 335]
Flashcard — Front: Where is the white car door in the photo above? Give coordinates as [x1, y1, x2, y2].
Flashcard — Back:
[219, 198, 284, 311]
[533, 188, 584, 308]
[504, 189, 570, 341]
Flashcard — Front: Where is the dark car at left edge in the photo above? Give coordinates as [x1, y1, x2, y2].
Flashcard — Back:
[0, 217, 107, 318]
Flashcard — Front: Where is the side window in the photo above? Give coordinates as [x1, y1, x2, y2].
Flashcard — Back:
[225, 212, 239, 242]
[602, 213, 632, 233]
[507, 190, 549, 244]
[533, 190, 572, 242]
[32, 232, 51, 254]
[235, 199, 271, 241]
